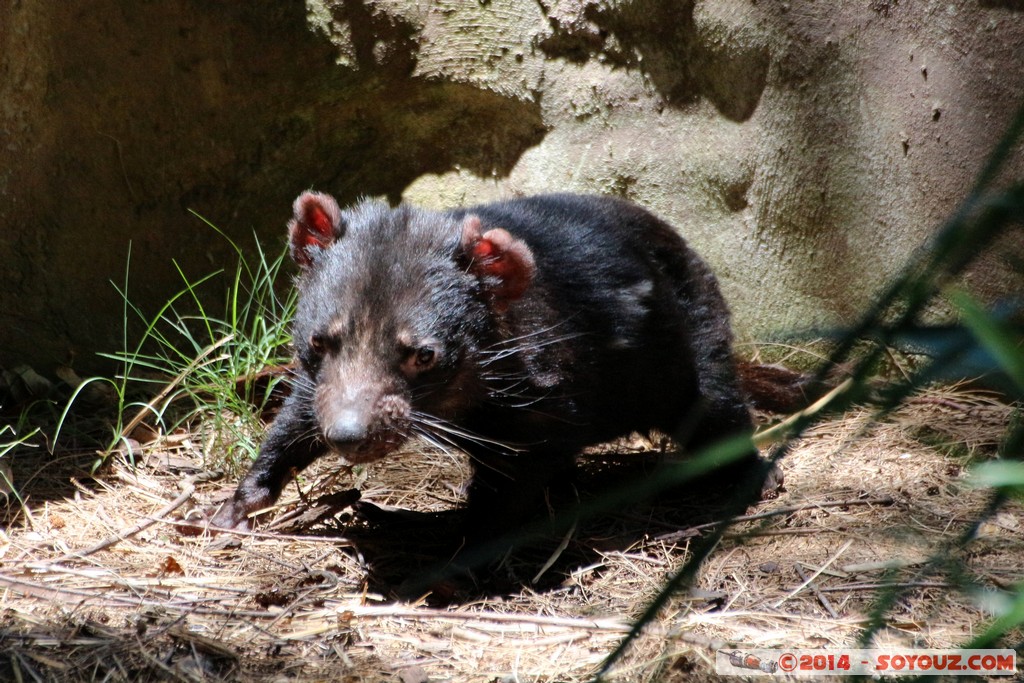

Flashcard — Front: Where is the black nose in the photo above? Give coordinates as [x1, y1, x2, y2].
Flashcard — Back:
[324, 410, 369, 448]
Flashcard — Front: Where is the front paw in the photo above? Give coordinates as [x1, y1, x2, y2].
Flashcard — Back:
[174, 501, 250, 538]
[208, 500, 253, 533]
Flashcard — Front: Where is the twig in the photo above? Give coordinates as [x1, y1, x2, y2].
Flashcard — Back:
[795, 563, 839, 619]
[773, 539, 853, 608]
[532, 520, 576, 585]
[797, 561, 848, 579]
[174, 518, 358, 546]
[814, 581, 954, 593]
[278, 604, 635, 641]
[0, 572, 288, 617]
[50, 477, 201, 562]
[708, 495, 895, 529]
[840, 559, 921, 574]
[350, 604, 632, 631]
[722, 528, 825, 538]
[654, 495, 895, 544]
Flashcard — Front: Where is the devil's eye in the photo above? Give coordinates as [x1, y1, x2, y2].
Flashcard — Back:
[415, 347, 435, 367]
[309, 333, 330, 355]
[400, 344, 438, 374]
[397, 336, 441, 377]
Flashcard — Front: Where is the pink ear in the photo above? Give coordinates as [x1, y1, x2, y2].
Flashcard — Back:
[288, 191, 344, 268]
[461, 215, 535, 312]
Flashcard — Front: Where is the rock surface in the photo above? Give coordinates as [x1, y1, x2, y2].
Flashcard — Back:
[2, 0, 1022, 372]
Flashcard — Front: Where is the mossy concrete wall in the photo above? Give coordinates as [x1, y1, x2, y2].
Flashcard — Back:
[2, 0, 1022, 373]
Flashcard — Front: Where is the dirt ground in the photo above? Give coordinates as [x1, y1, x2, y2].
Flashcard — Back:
[0, 385, 1021, 682]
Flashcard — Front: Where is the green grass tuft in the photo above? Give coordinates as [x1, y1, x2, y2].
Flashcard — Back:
[56, 216, 295, 474]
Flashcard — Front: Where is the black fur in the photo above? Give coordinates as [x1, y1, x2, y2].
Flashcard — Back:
[211, 193, 774, 535]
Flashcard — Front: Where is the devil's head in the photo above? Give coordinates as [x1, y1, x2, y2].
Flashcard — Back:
[285, 191, 535, 463]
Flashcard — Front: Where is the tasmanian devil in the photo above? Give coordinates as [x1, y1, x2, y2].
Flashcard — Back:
[210, 192, 780, 535]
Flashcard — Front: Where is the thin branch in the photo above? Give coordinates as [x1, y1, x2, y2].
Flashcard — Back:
[49, 480, 200, 563]
[795, 563, 839, 619]
[773, 539, 853, 608]
[653, 495, 895, 544]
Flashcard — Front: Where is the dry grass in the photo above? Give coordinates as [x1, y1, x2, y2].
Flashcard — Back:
[0, 385, 1021, 682]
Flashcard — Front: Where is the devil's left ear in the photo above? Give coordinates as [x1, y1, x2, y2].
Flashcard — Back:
[288, 191, 345, 268]
[459, 215, 535, 312]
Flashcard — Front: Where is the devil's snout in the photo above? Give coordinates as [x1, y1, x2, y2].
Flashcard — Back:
[323, 408, 371, 448]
